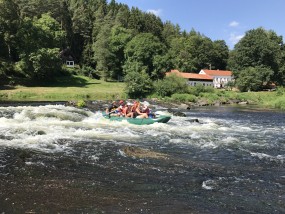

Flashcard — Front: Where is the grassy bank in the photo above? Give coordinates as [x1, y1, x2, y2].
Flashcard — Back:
[0, 75, 126, 101]
[164, 88, 285, 110]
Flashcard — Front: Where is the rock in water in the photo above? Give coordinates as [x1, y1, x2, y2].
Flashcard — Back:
[167, 109, 186, 117]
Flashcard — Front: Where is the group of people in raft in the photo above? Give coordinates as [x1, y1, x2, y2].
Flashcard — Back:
[105, 100, 155, 118]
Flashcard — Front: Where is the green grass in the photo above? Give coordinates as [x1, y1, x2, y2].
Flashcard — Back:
[0, 75, 126, 101]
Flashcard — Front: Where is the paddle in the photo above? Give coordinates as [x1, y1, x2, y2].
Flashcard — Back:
[108, 110, 116, 118]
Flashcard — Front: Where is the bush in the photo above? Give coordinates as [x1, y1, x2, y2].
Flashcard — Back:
[77, 100, 86, 108]
[124, 70, 153, 98]
[225, 80, 235, 90]
[199, 92, 220, 104]
[16, 48, 61, 81]
[80, 65, 100, 79]
[188, 84, 214, 96]
[274, 98, 285, 110]
[171, 93, 197, 102]
[154, 73, 188, 97]
[29, 48, 62, 80]
[235, 66, 273, 92]
[276, 87, 285, 96]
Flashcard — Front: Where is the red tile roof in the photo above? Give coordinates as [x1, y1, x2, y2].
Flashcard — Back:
[201, 69, 232, 76]
[166, 70, 213, 80]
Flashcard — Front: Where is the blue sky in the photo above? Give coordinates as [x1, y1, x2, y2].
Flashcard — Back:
[111, 0, 285, 49]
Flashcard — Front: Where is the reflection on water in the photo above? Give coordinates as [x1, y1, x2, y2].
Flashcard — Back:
[0, 104, 284, 213]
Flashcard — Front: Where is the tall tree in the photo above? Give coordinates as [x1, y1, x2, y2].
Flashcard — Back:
[186, 33, 214, 71]
[142, 12, 163, 39]
[162, 21, 181, 47]
[16, 14, 65, 80]
[0, 0, 20, 61]
[124, 33, 166, 79]
[92, 0, 107, 39]
[168, 36, 193, 71]
[114, 4, 129, 28]
[167, 30, 229, 72]
[127, 7, 144, 33]
[109, 26, 133, 79]
[17, 14, 66, 55]
[228, 27, 283, 84]
[212, 40, 229, 70]
[93, 23, 114, 81]
[69, 0, 102, 63]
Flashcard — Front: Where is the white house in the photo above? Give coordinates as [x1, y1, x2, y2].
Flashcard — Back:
[166, 70, 214, 87]
[199, 69, 233, 88]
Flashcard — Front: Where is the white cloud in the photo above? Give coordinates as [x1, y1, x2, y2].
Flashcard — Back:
[229, 33, 244, 45]
[229, 21, 239, 27]
[146, 9, 162, 16]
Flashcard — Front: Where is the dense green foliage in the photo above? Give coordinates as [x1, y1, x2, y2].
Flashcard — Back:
[235, 66, 274, 92]
[154, 73, 188, 97]
[228, 28, 285, 90]
[123, 62, 153, 98]
[0, 0, 229, 85]
[0, 0, 285, 99]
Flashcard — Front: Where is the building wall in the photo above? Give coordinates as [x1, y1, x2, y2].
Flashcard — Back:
[213, 76, 233, 88]
[187, 80, 213, 87]
[199, 70, 233, 88]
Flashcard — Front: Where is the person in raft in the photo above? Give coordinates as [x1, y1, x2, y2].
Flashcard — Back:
[122, 102, 134, 118]
[131, 101, 148, 118]
[116, 100, 126, 116]
[141, 101, 156, 118]
[106, 100, 117, 114]
[106, 100, 124, 116]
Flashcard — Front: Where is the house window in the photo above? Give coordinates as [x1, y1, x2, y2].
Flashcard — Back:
[66, 61, 74, 67]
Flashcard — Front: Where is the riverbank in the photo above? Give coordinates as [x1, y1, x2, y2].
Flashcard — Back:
[1, 75, 285, 110]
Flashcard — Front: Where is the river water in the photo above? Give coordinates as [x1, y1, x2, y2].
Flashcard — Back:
[0, 103, 284, 213]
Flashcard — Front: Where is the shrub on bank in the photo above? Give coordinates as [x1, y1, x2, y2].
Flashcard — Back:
[77, 100, 86, 108]
[274, 98, 285, 110]
[199, 92, 220, 104]
[276, 87, 285, 96]
[154, 74, 188, 97]
[170, 93, 197, 102]
[188, 84, 215, 96]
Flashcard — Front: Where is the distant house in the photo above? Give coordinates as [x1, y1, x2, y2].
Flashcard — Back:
[166, 70, 214, 87]
[199, 69, 233, 88]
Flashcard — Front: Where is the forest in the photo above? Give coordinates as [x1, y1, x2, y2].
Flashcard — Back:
[0, 0, 285, 96]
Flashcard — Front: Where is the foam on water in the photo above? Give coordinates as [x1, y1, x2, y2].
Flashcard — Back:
[0, 105, 284, 161]
[0, 104, 284, 213]
[251, 152, 285, 164]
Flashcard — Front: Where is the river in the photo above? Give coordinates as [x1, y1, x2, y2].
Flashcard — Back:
[0, 103, 284, 213]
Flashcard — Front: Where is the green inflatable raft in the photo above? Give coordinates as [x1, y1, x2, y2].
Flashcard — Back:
[103, 113, 171, 125]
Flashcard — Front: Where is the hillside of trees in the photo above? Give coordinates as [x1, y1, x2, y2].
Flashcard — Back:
[0, 0, 285, 96]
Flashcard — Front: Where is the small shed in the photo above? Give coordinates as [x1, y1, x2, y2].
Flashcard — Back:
[66, 60, 75, 68]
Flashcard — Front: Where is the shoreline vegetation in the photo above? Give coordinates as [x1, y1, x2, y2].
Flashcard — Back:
[1, 75, 285, 111]
[1, 0, 285, 113]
